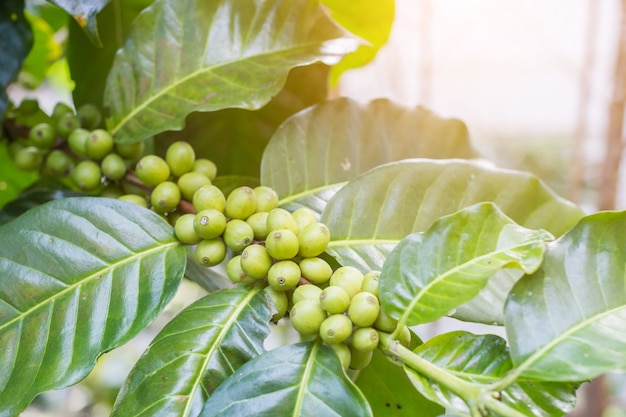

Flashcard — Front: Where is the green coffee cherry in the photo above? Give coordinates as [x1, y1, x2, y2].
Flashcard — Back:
[193, 184, 226, 212]
[266, 229, 299, 260]
[398, 326, 411, 348]
[135, 155, 171, 186]
[264, 286, 289, 322]
[101, 153, 127, 181]
[226, 255, 256, 284]
[320, 314, 353, 344]
[178, 172, 211, 200]
[166, 141, 195, 177]
[266, 208, 298, 235]
[7, 141, 24, 159]
[193, 158, 217, 180]
[56, 113, 81, 138]
[225, 186, 257, 219]
[43, 150, 73, 176]
[72, 160, 102, 191]
[223, 219, 254, 252]
[320, 285, 351, 314]
[268, 260, 301, 291]
[289, 299, 326, 336]
[297, 222, 330, 257]
[101, 184, 123, 199]
[253, 186, 279, 213]
[51, 102, 73, 120]
[85, 129, 114, 160]
[329, 266, 364, 298]
[194, 238, 227, 267]
[292, 284, 323, 305]
[246, 212, 269, 240]
[174, 213, 202, 245]
[150, 181, 181, 213]
[348, 292, 380, 327]
[240, 244, 272, 279]
[76, 103, 102, 130]
[115, 142, 145, 160]
[13, 146, 42, 171]
[299, 257, 333, 285]
[348, 346, 373, 370]
[193, 208, 227, 239]
[292, 207, 318, 231]
[360, 271, 380, 296]
[29, 123, 56, 149]
[118, 194, 148, 208]
[329, 342, 351, 371]
[68, 128, 90, 157]
[350, 327, 379, 352]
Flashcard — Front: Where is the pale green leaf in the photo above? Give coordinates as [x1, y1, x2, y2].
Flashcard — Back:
[47, 0, 110, 47]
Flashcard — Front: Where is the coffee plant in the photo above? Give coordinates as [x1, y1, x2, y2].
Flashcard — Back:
[0, 1, 624, 416]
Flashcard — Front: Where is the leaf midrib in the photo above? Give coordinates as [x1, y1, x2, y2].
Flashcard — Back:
[278, 182, 348, 206]
[0, 241, 180, 334]
[292, 341, 320, 416]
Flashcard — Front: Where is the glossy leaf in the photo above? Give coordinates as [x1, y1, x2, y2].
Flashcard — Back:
[112, 285, 273, 417]
[47, 0, 110, 46]
[199, 342, 372, 417]
[505, 210, 626, 381]
[0, 197, 186, 416]
[379, 203, 552, 326]
[0, 188, 83, 225]
[183, 250, 231, 293]
[105, 0, 358, 143]
[262, 97, 476, 213]
[405, 332, 577, 416]
[0, 0, 33, 118]
[356, 349, 444, 417]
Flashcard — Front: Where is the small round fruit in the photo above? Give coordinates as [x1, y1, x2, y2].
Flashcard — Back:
[226, 255, 256, 284]
[193, 184, 226, 212]
[320, 285, 351, 314]
[240, 244, 272, 279]
[101, 153, 127, 181]
[361, 271, 381, 296]
[246, 212, 269, 240]
[72, 160, 102, 191]
[115, 142, 145, 160]
[76, 103, 102, 130]
[350, 327, 379, 352]
[266, 208, 298, 235]
[299, 257, 333, 285]
[56, 113, 81, 138]
[51, 102, 73, 120]
[329, 342, 351, 371]
[373, 310, 398, 333]
[268, 260, 301, 291]
[193, 158, 217, 180]
[68, 128, 90, 156]
[398, 326, 411, 348]
[14, 146, 42, 171]
[85, 129, 114, 160]
[266, 229, 299, 260]
[178, 172, 211, 200]
[292, 207, 318, 231]
[349, 346, 373, 370]
[194, 238, 227, 267]
[289, 299, 326, 336]
[135, 155, 170, 186]
[151, 181, 181, 213]
[253, 186, 278, 212]
[29, 123, 56, 149]
[193, 208, 227, 239]
[225, 186, 256, 219]
[329, 267, 364, 299]
[166, 141, 195, 177]
[43, 150, 73, 176]
[101, 184, 123, 198]
[320, 314, 352, 344]
[264, 286, 288, 322]
[223, 219, 254, 252]
[118, 194, 148, 207]
[174, 213, 202, 244]
[348, 292, 380, 327]
[292, 284, 322, 305]
[297, 222, 330, 257]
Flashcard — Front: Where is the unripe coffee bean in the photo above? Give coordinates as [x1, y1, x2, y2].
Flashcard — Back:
[194, 238, 227, 267]
[266, 229, 299, 260]
[349, 346, 373, 370]
[329, 343, 351, 371]
[320, 314, 353, 344]
[56, 113, 80, 138]
[166, 141, 195, 177]
[85, 129, 114, 160]
[68, 128, 90, 157]
[266, 208, 298, 235]
[226, 255, 256, 284]
[246, 212, 269, 240]
[14, 146, 42, 171]
[350, 327, 379, 352]
[77, 103, 102, 130]
[115, 141, 145, 160]
[72, 160, 102, 190]
[329, 266, 364, 298]
[193, 184, 226, 212]
[174, 213, 202, 244]
[320, 285, 351, 314]
[240, 244, 272, 279]
[44, 150, 73, 176]
[101, 153, 127, 181]
[253, 186, 279, 213]
[29, 123, 55, 149]
[360, 271, 381, 296]
[193, 158, 217, 180]
[193, 208, 227, 239]
[118, 194, 148, 207]
[225, 186, 257, 219]
[348, 292, 380, 327]
[150, 181, 181, 213]
[292, 284, 322, 305]
[299, 257, 333, 284]
[223, 219, 254, 252]
[373, 309, 398, 333]
[136, 155, 170, 186]
[178, 172, 211, 200]
[268, 260, 301, 291]
[297, 222, 330, 257]
[292, 207, 318, 231]
[290, 299, 326, 336]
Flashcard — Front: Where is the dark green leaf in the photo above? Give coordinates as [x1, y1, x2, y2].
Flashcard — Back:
[262, 98, 477, 213]
[379, 203, 552, 326]
[183, 250, 231, 293]
[0, 188, 83, 225]
[112, 285, 273, 417]
[505, 210, 626, 381]
[105, 0, 358, 143]
[199, 342, 372, 417]
[0, 197, 186, 416]
[0, 0, 33, 118]
[47, 0, 110, 47]
[405, 332, 577, 416]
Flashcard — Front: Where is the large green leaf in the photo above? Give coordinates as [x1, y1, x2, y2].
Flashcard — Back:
[112, 285, 273, 417]
[261, 97, 476, 213]
[0, 197, 186, 416]
[379, 203, 552, 327]
[405, 332, 577, 416]
[321, 0, 395, 85]
[47, 0, 110, 46]
[0, 0, 33, 118]
[104, 0, 358, 143]
[505, 210, 626, 381]
[199, 342, 372, 417]
[356, 349, 444, 417]
[0, 188, 83, 225]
